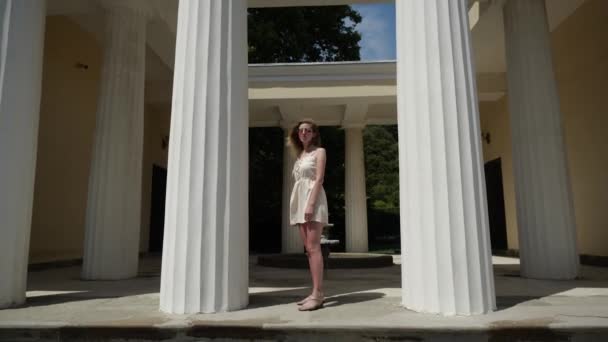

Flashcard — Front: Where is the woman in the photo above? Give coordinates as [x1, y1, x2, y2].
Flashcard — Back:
[289, 119, 329, 311]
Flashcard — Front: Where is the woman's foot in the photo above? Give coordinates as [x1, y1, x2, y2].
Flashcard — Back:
[298, 296, 324, 311]
[296, 295, 313, 305]
[297, 290, 324, 305]
[297, 294, 326, 306]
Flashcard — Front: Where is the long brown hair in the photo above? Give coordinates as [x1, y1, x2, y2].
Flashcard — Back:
[287, 119, 322, 157]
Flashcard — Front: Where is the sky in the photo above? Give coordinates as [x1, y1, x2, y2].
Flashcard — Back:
[352, 2, 397, 61]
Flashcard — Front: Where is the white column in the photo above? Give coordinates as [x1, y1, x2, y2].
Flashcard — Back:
[0, 0, 46, 309]
[160, 0, 249, 314]
[503, 0, 579, 280]
[281, 127, 303, 253]
[344, 126, 369, 252]
[396, 0, 496, 315]
[82, 2, 147, 280]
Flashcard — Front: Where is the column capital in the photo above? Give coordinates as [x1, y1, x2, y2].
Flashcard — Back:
[342, 103, 368, 130]
[278, 104, 302, 128]
[342, 122, 366, 130]
[279, 119, 296, 131]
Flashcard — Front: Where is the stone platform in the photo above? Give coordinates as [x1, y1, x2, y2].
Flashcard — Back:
[1, 255, 608, 341]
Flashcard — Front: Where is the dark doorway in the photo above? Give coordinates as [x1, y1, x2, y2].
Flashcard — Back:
[149, 164, 167, 253]
[249, 127, 283, 253]
[484, 158, 508, 251]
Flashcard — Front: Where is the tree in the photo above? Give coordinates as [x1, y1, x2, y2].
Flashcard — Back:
[248, 6, 362, 63]
[364, 125, 400, 252]
[363, 126, 399, 210]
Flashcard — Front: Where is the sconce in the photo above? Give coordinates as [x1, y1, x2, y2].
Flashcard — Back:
[481, 131, 491, 144]
[75, 62, 89, 70]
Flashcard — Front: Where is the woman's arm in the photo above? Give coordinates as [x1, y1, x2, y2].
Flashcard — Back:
[305, 148, 326, 221]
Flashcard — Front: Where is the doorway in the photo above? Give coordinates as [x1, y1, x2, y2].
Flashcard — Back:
[149, 164, 167, 253]
[484, 158, 508, 251]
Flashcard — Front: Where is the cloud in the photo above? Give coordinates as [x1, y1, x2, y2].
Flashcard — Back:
[352, 3, 396, 61]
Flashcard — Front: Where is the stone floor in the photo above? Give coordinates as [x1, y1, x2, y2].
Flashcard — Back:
[1, 255, 608, 341]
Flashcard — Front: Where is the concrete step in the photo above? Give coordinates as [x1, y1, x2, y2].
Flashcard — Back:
[2, 324, 608, 341]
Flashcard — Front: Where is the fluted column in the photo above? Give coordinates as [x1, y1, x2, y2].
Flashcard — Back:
[344, 126, 368, 252]
[281, 126, 303, 253]
[396, 0, 495, 315]
[160, 0, 249, 314]
[0, 0, 46, 309]
[82, 3, 147, 280]
[503, 0, 578, 280]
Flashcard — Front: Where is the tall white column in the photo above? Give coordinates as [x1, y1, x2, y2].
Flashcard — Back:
[160, 0, 249, 314]
[503, 0, 579, 280]
[344, 126, 368, 252]
[0, 0, 46, 309]
[281, 127, 303, 253]
[82, 2, 147, 280]
[396, 0, 495, 315]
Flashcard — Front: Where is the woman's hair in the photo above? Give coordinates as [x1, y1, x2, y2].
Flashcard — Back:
[287, 119, 322, 157]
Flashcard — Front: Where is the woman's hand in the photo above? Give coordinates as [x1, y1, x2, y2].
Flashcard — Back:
[305, 204, 314, 221]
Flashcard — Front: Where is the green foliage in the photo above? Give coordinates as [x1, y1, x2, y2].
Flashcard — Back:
[364, 126, 401, 252]
[363, 126, 399, 210]
[248, 6, 362, 63]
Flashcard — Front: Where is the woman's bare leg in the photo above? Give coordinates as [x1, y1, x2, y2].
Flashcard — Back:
[305, 221, 324, 298]
[295, 223, 312, 304]
[298, 224, 308, 253]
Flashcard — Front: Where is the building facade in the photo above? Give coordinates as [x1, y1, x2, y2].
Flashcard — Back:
[1, 0, 607, 316]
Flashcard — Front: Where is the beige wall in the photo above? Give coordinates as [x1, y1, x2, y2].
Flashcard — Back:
[30, 16, 101, 263]
[30, 17, 169, 263]
[479, 99, 519, 250]
[553, 0, 608, 256]
[480, 0, 608, 256]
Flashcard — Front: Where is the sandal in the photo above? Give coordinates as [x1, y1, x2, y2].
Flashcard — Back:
[297, 293, 325, 306]
[296, 295, 314, 305]
[298, 296, 324, 311]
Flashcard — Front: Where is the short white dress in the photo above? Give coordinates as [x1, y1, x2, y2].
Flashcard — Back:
[289, 150, 329, 226]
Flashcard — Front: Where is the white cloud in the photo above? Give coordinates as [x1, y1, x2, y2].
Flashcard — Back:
[353, 4, 396, 61]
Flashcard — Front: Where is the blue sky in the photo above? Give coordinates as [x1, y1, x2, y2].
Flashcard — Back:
[352, 3, 396, 61]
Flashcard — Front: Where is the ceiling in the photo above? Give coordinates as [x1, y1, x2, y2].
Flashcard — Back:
[47, 0, 588, 126]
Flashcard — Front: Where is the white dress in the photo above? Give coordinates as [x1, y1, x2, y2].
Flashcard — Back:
[289, 150, 329, 226]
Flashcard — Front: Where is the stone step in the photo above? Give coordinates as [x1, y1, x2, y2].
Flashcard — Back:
[2, 325, 608, 342]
